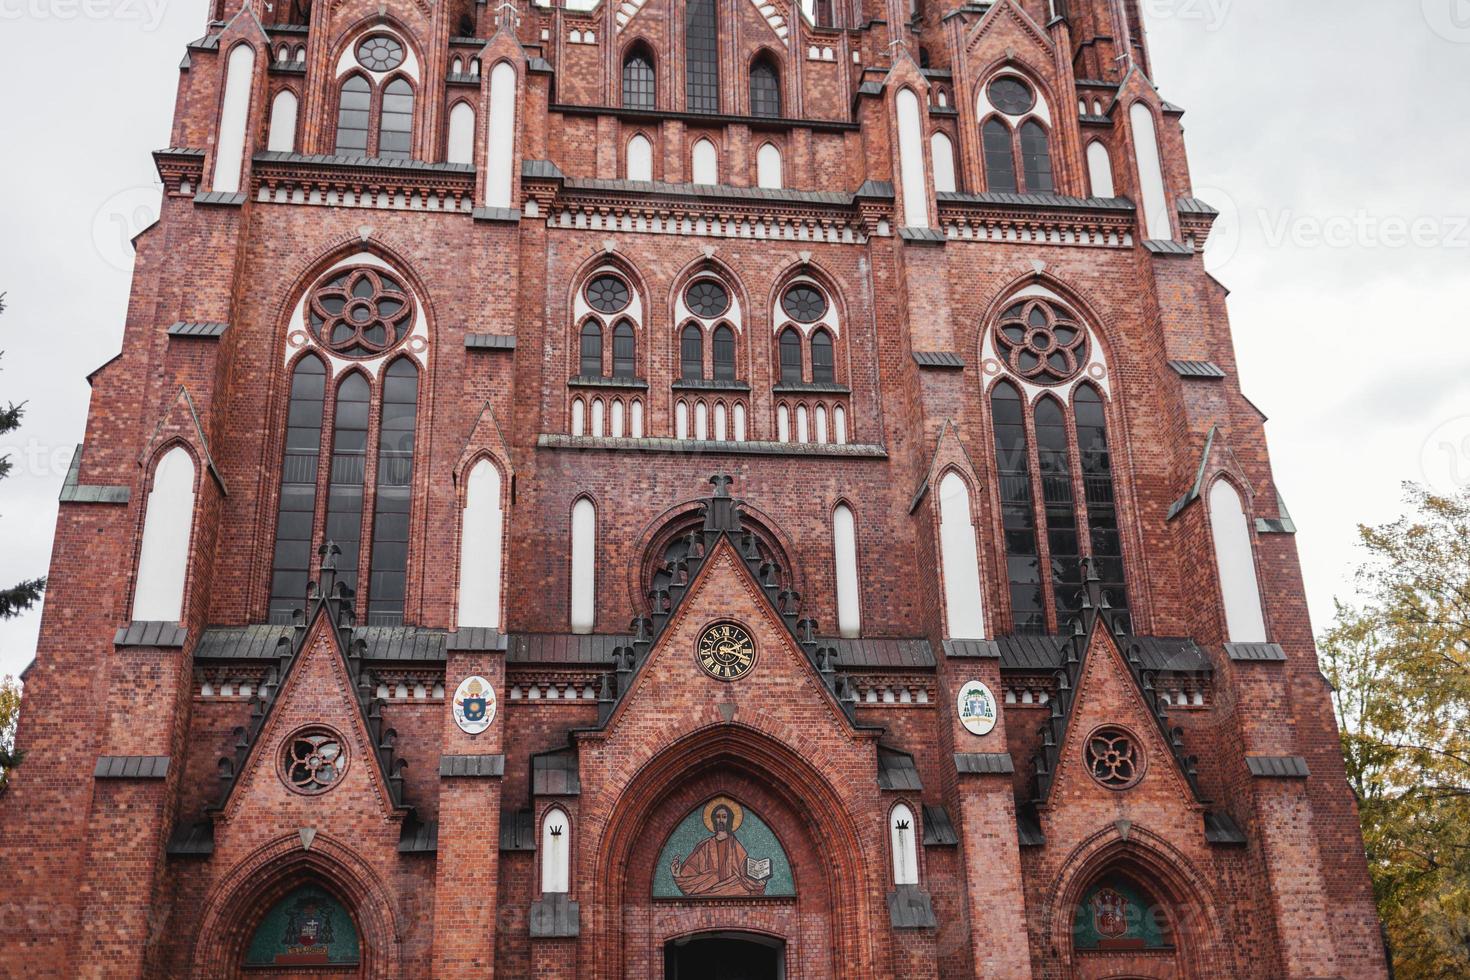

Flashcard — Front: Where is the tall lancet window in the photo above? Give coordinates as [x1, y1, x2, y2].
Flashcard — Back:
[832, 504, 861, 638]
[366, 359, 419, 624]
[685, 0, 719, 112]
[980, 74, 1054, 194]
[324, 373, 372, 596]
[132, 447, 197, 623]
[542, 807, 571, 893]
[268, 356, 327, 623]
[991, 381, 1045, 633]
[623, 49, 655, 110]
[890, 804, 919, 886]
[458, 459, 505, 629]
[570, 498, 597, 634]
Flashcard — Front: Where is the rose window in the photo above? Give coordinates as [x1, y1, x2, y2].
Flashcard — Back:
[283, 728, 346, 794]
[686, 280, 730, 319]
[307, 267, 415, 358]
[1085, 727, 1142, 789]
[989, 76, 1035, 116]
[356, 35, 405, 72]
[781, 284, 827, 323]
[994, 299, 1089, 384]
[586, 275, 631, 314]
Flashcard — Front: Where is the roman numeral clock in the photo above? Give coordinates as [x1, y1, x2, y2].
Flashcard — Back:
[697, 622, 756, 681]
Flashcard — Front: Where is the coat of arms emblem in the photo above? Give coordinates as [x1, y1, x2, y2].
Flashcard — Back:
[1091, 886, 1130, 940]
[452, 675, 496, 735]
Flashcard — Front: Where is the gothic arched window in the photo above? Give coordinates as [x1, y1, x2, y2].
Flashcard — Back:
[990, 380, 1044, 633]
[612, 321, 637, 378]
[323, 373, 371, 596]
[810, 329, 835, 383]
[268, 356, 327, 623]
[1019, 120, 1053, 193]
[623, 49, 655, 110]
[580, 321, 603, 377]
[366, 359, 419, 625]
[685, 0, 719, 113]
[377, 78, 414, 159]
[334, 75, 372, 155]
[749, 58, 780, 118]
[982, 118, 1018, 194]
[778, 328, 803, 383]
[981, 74, 1054, 194]
[712, 325, 736, 380]
[333, 35, 418, 161]
[681, 324, 705, 380]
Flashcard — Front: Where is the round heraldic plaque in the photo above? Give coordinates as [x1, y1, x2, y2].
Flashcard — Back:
[697, 622, 756, 681]
[957, 680, 998, 737]
[452, 676, 497, 735]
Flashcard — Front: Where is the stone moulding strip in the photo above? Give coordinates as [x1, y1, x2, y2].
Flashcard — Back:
[537, 433, 888, 458]
[1226, 642, 1287, 662]
[955, 752, 1015, 775]
[114, 621, 188, 648]
[439, 755, 506, 778]
[1246, 755, 1310, 778]
[58, 445, 130, 504]
[94, 755, 170, 779]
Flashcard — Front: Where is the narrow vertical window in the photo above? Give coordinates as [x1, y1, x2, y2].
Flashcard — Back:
[612, 321, 636, 378]
[779, 328, 803, 382]
[931, 131, 956, 194]
[268, 357, 326, 623]
[1086, 141, 1115, 198]
[1130, 103, 1172, 240]
[681, 325, 704, 380]
[570, 398, 585, 436]
[486, 62, 516, 209]
[938, 473, 986, 638]
[570, 499, 596, 634]
[777, 404, 790, 442]
[1074, 385, 1129, 629]
[590, 399, 605, 437]
[691, 139, 718, 185]
[377, 78, 414, 160]
[833, 405, 846, 444]
[580, 321, 603, 377]
[622, 50, 655, 110]
[712, 325, 736, 380]
[541, 807, 571, 893]
[626, 134, 653, 181]
[733, 404, 746, 441]
[814, 0, 834, 27]
[983, 119, 1017, 193]
[610, 400, 625, 437]
[895, 88, 928, 228]
[685, 0, 719, 113]
[631, 399, 645, 437]
[749, 59, 780, 118]
[367, 359, 418, 625]
[833, 504, 861, 638]
[815, 405, 828, 444]
[1035, 397, 1081, 626]
[1019, 120, 1053, 192]
[676, 401, 690, 439]
[695, 401, 709, 440]
[713, 403, 728, 441]
[796, 405, 809, 443]
[991, 381, 1044, 633]
[132, 446, 196, 622]
[213, 44, 256, 192]
[267, 89, 298, 154]
[457, 459, 504, 629]
[810, 329, 834, 383]
[324, 373, 371, 597]
[890, 804, 918, 885]
[1210, 480, 1266, 642]
[334, 75, 372, 155]
[756, 143, 783, 190]
[446, 102, 475, 165]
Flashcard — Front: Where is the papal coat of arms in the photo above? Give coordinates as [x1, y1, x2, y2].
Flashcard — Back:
[452, 675, 496, 735]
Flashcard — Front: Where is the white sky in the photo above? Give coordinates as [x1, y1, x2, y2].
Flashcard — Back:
[1, 1, 1467, 679]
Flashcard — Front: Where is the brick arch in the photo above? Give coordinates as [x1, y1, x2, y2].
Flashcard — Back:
[587, 723, 883, 978]
[190, 832, 402, 979]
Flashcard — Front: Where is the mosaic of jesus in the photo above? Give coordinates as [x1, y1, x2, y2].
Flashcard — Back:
[652, 796, 796, 899]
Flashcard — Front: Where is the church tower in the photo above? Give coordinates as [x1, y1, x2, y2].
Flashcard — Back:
[0, 0, 1387, 976]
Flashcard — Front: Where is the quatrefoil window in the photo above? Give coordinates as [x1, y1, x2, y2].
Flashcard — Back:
[282, 727, 347, 795]
[307, 266, 415, 358]
[994, 299, 1089, 384]
[1085, 727, 1142, 790]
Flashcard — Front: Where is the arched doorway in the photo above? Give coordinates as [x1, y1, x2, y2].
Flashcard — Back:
[664, 932, 785, 980]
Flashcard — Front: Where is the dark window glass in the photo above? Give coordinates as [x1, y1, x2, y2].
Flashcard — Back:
[1074, 385, 1129, 629]
[685, 0, 719, 113]
[1035, 396, 1082, 628]
[988, 76, 1035, 115]
[367, 359, 418, 625]
[686, 280, 729, 318]
[712, 325, 736, 380]
[268, 356, 326, 623]
[586, 275, 630, 314]
[749, 60, 780, 118]
[623, 52, 655, 110]
[983, 118, 1018, 194]
[991, 381, 1044, 633]
[782, 284, 827, 323]
[778, 328, 803, 383]
[681, 325, 704, 380]
[814, 0, 833, 27]
[612, 321, 636, 378]
[1020, 120, 1053, 193]
[810, 329, 834, 383]
[377, 78, 414, 160]
[335, 76, 372, 155]
[323, 373, 371, 597]
[580, 321, 603, 377]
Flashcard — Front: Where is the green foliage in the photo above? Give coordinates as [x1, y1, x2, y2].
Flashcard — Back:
[0, 290, 46, 621]
[0, 675, 20, 792]
[1322, 485, 1470, 978]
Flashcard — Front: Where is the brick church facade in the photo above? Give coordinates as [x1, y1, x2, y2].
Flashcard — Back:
[1, 0, 1387, 975]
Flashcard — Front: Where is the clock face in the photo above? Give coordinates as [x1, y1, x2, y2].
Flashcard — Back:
[697, 622, 756, 681]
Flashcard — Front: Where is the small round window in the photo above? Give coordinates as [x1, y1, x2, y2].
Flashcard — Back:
[586, 275, 631, 314]
[781, 284, 827, 323]
[1084, 727, 1143, 790]
[988, 76, 1035, 116]
[356, 35, 406, 72]
[281, 727, 347, 795]
[307, 266, 416, 358]
[686, 280, 730, 319]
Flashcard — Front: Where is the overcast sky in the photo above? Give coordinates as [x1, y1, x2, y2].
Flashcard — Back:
[1, 1, 1466, 679]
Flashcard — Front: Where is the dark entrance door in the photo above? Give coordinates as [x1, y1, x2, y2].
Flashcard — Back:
[664, 932, 784, 980]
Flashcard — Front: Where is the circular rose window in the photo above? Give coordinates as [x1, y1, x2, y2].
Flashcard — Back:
[356, 35, 405, 72]
[994, 299, 1089, 384]
[307, 266, 415, 358]
[1084, 727, 1143, 790]
[989, 76, 1035, 116]
[586, 275, 631, 314]
[686, 280, 730, 319]
[781, 284, 827, 323]
[281, 727, 347, 795]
